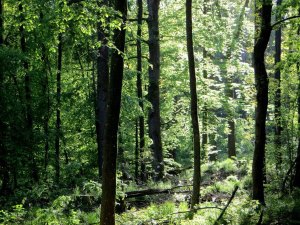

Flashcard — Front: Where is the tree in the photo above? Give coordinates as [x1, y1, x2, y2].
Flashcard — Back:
[147, 0, 164, 180]
[99, 0, 127, 224]
[252, 0, 272, 204]
[0, 0, 9, 193]
[274, 0, 282, 167]
[225, 0, 249, 159]
[19, 0, 39, 183]
[95, 0, 109, 178]
[136, 0, 146, 182]
[186, 0, 201, 208]
[293, 8, 300, 188]
[55, 33, 62, 184]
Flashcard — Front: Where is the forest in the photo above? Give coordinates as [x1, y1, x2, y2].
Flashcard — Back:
[1, 0, 300, 224]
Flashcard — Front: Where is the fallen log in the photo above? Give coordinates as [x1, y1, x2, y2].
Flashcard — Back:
[125, 185, 192, 199]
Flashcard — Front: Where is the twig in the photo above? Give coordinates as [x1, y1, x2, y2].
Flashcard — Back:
[213, 186, 239, 225]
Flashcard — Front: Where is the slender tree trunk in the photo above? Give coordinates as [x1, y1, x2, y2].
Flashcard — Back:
[19, 1, 39, 183]
[228, 119, 236, 157]
[226, 79, 236, 158]
[55, 33, 62, 184]
[225, 0, 249, 159]
[201, 3, 208, 160]
[95, 0, 109, 178]
[135, 119, 139, 183]
[41, 45, 50, 171]
[100, 1, 127, 224]
[274, 0, 282, 167]
[147, 0, 164, 180]
[137, 0, 146, 182]
[186, 0, 201, 208]
[0, 0, 9, 193]
[252, 1, 272, 204]
[293, 8, 300, 188]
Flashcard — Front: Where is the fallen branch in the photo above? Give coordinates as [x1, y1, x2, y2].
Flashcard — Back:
[213, 186, 239, 225]
[125, 185, 192, 199]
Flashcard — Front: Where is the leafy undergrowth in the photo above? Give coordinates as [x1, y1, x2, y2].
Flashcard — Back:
[0, 159, 297, 225]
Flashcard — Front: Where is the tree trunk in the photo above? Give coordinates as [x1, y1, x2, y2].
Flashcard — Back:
[186, 0, 201, 208]
[147, 0, 164, 180]
[252, 1, 272, 204]
[99, 1, 127, 224]
[0, 0, 9, 193]
[228, 119, 236, 158]
[19, 1, 39, 183]
[225, 0, 249, 159]
[55, 33, 62, 184]
[201, 15, 208, 161]
[135, 119, 139, 183]
[137, 0, 146, 182]
[274, 0, 282, 167]
[95, 0, 109, 178]
[293, 8, 300, 188]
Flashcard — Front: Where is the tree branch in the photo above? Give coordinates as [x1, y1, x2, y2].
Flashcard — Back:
[272, 15, 300, 29]
[213, 186, 239, 225]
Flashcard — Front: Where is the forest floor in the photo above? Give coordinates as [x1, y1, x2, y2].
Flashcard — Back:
[0, 158, 299, 224]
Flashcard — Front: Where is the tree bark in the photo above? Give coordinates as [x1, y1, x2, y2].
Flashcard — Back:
[135, 119, 139, 183]
[147, 0, 164, 180]
[55, 33, 62, 184]
[274, 0, 282, 167]
[293, 8, 300, 188]
[19, 1, 39, 183]
[0, 0, 9, 193]
[186, 0, 201, 208]
[137, 0, 146, 182]
[252, 0, 272, 204]
[99, 0, 127, 224]
[95, 0, 109, 178]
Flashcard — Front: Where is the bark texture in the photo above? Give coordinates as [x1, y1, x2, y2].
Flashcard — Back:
[186, 0, 201, 208]
[100, 0, 127, 224]
[252, 0, 272, 204]
[147, 0, 164, 180]
[137, 0, 146, 182]
[95, 0, 109, 178]
[274, 0, 282, 167]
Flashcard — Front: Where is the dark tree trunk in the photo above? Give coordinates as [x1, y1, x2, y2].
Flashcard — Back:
[252, 1, 272, 204]
[95, 0, 109, 178]
[186, 0, 201, 208]
[99, 1, 127, 224]
[137, 0, 146, 182]
[41, 46, 50, 171]
[147, 0, 164, 180]
[0, 0, 9, 193]
[135, 119, 139, 183]
[39, 12, 50, 172]
[55, 33, 62, 184]
[19, 2, 39, 183]
[228, 119, 236, 158]
[293, 8, 300, 188]
[274, 0, 282, 167]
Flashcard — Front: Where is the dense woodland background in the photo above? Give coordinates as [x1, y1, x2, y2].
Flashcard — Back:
[1, 0, 300, 224]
